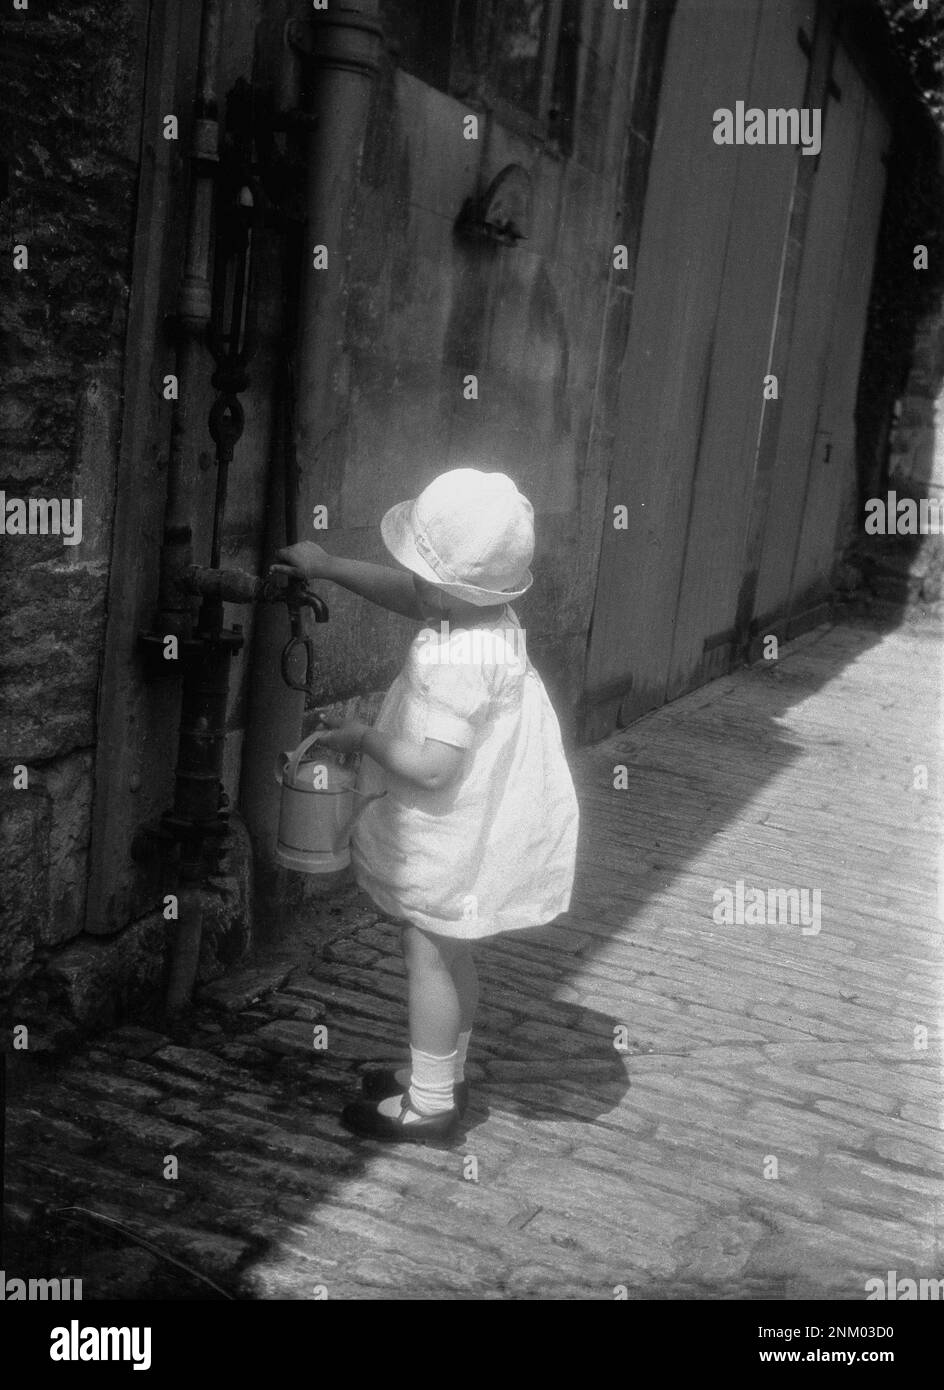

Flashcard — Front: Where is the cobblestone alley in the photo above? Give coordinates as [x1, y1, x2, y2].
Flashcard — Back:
[5, 609, 943, 1300]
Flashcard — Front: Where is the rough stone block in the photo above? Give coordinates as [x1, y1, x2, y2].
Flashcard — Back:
[42, 749, 94, 947]
[0, 795, 48, 986]
[198, 962, 295, 1013]
[151, 1044, 250, 1088]
[101, 1025, 172, 1059]
[0, 560, 108, 759]
[254, 1018, 339, 1057]
[44, 912, 167, 1027]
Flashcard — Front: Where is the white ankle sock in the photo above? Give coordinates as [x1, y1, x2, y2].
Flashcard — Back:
[407, 1046, 457, 1116]
[393, 1030, 471, 1088]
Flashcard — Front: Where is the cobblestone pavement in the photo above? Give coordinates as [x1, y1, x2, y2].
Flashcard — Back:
[5, 610, 943, 1299]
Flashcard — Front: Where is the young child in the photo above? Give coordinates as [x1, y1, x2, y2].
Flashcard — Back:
[271, 468, 579, 1142]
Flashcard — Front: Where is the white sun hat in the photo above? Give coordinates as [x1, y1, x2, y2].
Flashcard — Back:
[381, 468, 534, 606]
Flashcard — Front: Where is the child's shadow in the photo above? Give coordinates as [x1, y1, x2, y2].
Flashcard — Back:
[456, 994, 636, 1138]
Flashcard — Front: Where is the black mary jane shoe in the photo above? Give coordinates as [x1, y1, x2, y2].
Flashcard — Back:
[361, 1067, 470, 1117]
[340, 1093, 459, 1144]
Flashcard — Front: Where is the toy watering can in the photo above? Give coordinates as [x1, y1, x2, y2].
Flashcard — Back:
[275, 731, 384, 873]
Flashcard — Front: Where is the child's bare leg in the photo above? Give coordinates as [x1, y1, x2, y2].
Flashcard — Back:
[449, 942, 478, 1033]
[375, 926, 469, 1118]
[401, 924, 462, 1054]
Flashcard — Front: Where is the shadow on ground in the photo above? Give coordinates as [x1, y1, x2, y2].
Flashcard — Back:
[3, 600, 939, 1298]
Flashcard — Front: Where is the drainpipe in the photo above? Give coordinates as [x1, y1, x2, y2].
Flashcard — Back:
[240, 1, 382, 872]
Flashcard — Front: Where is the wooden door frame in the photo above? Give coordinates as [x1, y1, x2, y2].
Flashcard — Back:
[746, 18, 895, 652]
[84, 0, 199, 932]
[575, 0, 678, 744]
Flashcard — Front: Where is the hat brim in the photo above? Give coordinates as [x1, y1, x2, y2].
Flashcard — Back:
[380, 499, 533, 606]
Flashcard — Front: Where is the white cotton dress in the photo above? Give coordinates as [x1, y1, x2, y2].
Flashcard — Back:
[350, 607, 579, 939]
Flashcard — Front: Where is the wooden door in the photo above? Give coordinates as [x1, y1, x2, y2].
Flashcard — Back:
[786, 54, 890, 616]
[581, 0, 809, 739]
[581, 2, 890, 743]
[753, 41, 889, 626]
[663, 0, 812, 702]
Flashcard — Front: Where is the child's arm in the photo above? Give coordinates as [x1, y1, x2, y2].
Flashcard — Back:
[271, 542, 423, 620]
[362, 728, 463, 793]
[314, 714, 464, 793]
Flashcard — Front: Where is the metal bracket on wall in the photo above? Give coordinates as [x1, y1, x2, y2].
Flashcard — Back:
[456, 164, 533, 246]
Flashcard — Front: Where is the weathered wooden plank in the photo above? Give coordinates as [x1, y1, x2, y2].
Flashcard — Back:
[753, 43, 870, 619]
[789, 64, 890, 605]
[666, 0, 809, 700]
[582, 0, 761, 721]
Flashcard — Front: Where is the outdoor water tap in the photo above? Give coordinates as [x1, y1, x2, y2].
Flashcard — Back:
[280, 575, 329, 707]
[290, 578, 328, 624]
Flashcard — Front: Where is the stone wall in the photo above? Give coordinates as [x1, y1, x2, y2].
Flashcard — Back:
[0, 1, 145, 994]
[0, 1, 257, 1016]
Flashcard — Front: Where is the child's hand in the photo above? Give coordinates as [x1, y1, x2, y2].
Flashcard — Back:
[311, 712, 368, 756]
[270, 541, 335, 583]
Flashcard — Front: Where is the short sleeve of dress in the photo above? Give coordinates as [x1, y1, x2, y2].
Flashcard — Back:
[417, 660, 491, 749]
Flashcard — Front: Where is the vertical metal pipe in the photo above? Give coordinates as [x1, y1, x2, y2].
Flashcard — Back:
[157, 0, 222, 637]
[196, 0, 222, 110]
[159, 0, 224, 1022]
[292, 4, 383, 483]
[239, 2, 382, 871]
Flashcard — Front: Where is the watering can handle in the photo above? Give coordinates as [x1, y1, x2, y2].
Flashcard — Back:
[284, 730, 332, 786]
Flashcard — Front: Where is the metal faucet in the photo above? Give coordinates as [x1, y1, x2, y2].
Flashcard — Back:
[280, 575, 328, 708]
